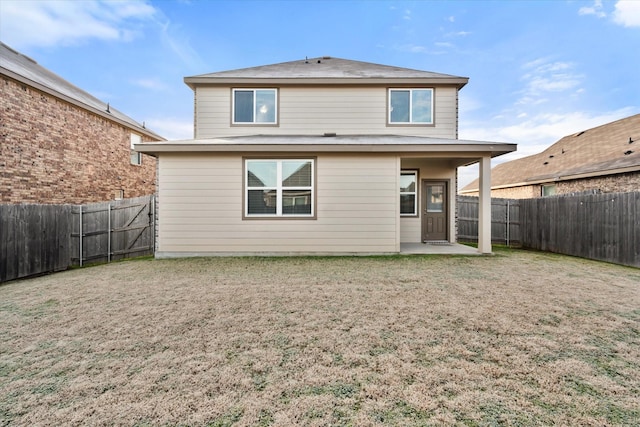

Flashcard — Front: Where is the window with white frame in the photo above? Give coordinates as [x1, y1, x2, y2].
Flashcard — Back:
[389, 88, 434, 124]
[400, 171, 418, 216]
[233, 89, 277, 124]
[130, 133, 142, 165]
[245, 159, 314, 217]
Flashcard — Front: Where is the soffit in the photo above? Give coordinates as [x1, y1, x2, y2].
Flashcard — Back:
[135, 134, 515, 158]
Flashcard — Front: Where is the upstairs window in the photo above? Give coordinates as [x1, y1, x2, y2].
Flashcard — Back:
[130, 133, 142, 165]
[233, 89, 277, 124]
[389, 88, 434, 125]
[245, 159, 314, 218]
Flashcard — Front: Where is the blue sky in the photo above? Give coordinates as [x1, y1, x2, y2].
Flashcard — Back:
[1, 0, 639, 187]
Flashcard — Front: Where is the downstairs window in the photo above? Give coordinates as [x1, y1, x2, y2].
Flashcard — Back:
[245, 159, 314, 218]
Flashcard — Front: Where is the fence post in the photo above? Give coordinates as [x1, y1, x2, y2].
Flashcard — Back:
[506, 200, 510, 247]
[79, 205, 83, 267]
[107, 204, 111, 263]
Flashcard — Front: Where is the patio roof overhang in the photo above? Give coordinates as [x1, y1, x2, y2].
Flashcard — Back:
[136, 135, 516, 165]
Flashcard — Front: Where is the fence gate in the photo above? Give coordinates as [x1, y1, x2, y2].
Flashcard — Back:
[457, 196, 521, 246]
[72, 195, 155, 266]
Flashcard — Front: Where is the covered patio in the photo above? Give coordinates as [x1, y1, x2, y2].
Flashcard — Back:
[400, 242, 482, 255]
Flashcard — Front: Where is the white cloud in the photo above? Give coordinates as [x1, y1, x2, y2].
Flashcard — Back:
[578, 0, 606, 18]
[0, 0, 156, 49]
[578, 0, 640, 27]
[145, 117, 193, 141]
[131, 78, 168, 91]
[613, 0, 640, 27]
[518, 59, 583, 104]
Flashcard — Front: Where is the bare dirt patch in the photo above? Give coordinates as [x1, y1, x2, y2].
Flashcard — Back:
[1, 249, 639, 426]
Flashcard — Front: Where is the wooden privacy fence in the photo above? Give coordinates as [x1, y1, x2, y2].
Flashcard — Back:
[458, 192, 639, 268]
[1, 195, 154, 283]
[0, 204, 73, 283]
[457, 196, 522, 246]
[72, 195, 155, 266]
[520, 191, 639, 268]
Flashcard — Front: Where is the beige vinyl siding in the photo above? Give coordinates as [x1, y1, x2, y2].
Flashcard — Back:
[195, 86, 458, 139]
[399, 158, 457, 243]
[157, 153, 399, 255]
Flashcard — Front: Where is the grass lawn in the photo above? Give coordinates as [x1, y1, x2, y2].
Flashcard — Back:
[1, 249, 639, 426]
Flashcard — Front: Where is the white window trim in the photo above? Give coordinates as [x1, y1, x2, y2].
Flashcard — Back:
[400, 170, 418, 216]
[388, 88, 434, 125]
[245, 159, 314, 218]
[130, 133, 142, 165]
[232, 88, 278, 125]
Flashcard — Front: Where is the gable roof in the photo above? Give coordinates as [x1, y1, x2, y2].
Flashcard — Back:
[184, 56, 469, 88]
[461, 114, 640, 192]
[0, 42, 163, 140]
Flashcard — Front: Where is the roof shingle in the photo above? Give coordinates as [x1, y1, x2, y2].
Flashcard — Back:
[461, 114, 640, 191]
[184, 56, 469, 87]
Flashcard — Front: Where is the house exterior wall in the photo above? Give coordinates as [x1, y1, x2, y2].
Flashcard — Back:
[464, 171, 640, 199]
[462, 185, 539, 199]
[400, 158, 457, 243]
[0, 75, 157, 204]
[555, 172, 640, 195]
[194, 86, 458, 139]
[156, 152, 399, 256]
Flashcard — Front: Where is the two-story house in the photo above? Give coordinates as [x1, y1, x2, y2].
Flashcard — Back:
[136, 57, 515, 256]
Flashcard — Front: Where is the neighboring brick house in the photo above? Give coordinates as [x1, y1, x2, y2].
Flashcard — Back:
[0, 42, 164, 204]
[460, 114, 640, 198]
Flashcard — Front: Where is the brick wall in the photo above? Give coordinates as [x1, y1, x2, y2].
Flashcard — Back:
[556, 172, 640, 195]
[461, 185, 540, 199]
[0, 76, 158, 204]
[461, 171, 640, 199]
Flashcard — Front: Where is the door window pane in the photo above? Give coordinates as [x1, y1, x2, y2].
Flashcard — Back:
[427, 185, 444, 213]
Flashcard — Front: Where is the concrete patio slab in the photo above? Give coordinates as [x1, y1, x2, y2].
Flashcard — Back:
[400, 242, 483, 255]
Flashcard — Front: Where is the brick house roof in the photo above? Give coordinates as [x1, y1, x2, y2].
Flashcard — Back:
[461, 114, 640, 192]
[0, 42, 163, 140]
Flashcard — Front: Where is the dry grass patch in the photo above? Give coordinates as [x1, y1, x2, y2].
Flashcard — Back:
[1, 249, 639, 426]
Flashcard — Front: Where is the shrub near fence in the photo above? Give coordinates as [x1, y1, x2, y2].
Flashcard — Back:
[0, 195, 154, 283]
